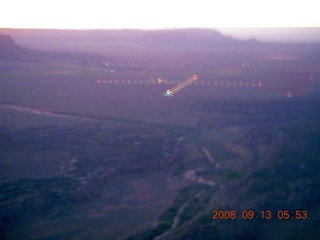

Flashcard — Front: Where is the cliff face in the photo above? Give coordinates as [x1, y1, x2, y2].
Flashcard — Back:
[0, 34, 48, 62]
[0, 34, 25, 59]
[0, 34, 17, 47]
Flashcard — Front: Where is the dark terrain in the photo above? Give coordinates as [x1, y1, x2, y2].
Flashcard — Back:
[0, 28, 320, 240]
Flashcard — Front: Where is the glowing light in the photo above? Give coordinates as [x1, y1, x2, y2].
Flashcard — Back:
[164, 90, 173, 97]
[287, 91, 292, 97]
[193, 74, 199, 80]
[258, 81, 263, 87]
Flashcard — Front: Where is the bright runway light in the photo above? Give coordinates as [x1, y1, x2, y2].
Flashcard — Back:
[164, 74, 199, 96]
[96, 78, 264, 92]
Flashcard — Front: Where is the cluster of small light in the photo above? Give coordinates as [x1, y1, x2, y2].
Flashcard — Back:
[310, 74, 314, 81]
[241, 61, 251, 67]
[96, 79, 263, 87]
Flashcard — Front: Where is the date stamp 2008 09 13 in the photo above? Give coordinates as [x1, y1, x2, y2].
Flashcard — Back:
[212, 210, 308, 220]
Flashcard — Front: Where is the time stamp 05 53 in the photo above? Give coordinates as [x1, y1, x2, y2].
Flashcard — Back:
[212, 210, 308, 220]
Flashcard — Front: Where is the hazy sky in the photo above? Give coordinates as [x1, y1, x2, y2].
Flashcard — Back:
[1, 0, 319, 29]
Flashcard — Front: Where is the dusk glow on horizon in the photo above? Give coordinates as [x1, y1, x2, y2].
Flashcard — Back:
[1, 0, 319, 30]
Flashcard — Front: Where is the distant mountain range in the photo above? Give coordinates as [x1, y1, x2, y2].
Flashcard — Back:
[1, 29, 319, 64]
[0, 29, 259, 53]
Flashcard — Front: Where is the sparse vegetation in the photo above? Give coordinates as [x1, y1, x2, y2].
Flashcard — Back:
[1, 29, 320, 240]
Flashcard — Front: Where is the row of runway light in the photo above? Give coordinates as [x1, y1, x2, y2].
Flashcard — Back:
[96, 79, 263, 87]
